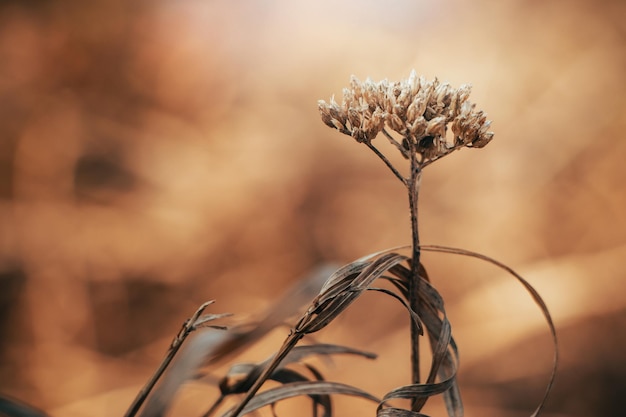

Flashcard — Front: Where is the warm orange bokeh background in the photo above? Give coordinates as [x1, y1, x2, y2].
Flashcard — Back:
[1, 1, 624, 416]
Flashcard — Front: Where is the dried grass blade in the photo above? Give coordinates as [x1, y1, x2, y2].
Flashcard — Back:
[221, 381, 380, 417]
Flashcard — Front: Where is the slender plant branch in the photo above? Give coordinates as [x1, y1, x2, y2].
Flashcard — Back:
[366, 142, 408, 186]
[420, 141, 464, 169]
[124, 301, 215, 417]
[381, 128, 410, 158]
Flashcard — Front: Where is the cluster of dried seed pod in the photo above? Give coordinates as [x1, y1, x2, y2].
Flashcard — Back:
[318, 70, 493, 165]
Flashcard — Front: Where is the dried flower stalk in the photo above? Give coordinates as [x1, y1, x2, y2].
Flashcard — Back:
[319, 70, 494, 410]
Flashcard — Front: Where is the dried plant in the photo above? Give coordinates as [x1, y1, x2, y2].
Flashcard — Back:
[123, 71, 556, 417]
[318, 73, 496, 409]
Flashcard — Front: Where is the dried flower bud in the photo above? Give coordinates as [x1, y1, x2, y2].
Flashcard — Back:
[388, 113, 406, 134]
[425, 116, 447, 138]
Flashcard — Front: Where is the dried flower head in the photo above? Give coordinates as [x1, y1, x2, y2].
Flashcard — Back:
[318, 70, 494, 167]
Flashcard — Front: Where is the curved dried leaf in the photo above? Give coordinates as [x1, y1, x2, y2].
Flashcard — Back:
[419, 244, 558, 417]
[386, 263, 462, 416]
[380, 378, 456, 403]
[318, 246, 410, 293]
[221, 381, 380, 417]
[378, 376, 461, 417]
[367, 287, 422, 333]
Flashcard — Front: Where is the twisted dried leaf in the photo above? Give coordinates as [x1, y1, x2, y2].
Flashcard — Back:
[295, 250, 409, 334]
[419, 244, 558, 417]
[383, 262, 462, 416]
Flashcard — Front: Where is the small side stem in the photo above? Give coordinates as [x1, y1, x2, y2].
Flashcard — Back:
[366, 142, 408, 186]
[382, 128, 410, 158]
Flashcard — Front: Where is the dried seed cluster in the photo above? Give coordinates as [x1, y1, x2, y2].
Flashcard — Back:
[318, 70, 494, 165]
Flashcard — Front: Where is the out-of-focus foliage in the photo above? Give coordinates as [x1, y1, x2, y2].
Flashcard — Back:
[0, 0, 624, 416]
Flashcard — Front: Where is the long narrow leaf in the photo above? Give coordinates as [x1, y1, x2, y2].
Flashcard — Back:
[222, 381, 380, 417]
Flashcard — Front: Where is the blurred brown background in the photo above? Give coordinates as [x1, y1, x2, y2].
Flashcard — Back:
[0, 0, 624, 416]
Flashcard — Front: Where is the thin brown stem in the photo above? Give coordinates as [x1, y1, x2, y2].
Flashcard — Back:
[407, 140, 423, 411]
[371, 133, 423, 408]
[420, 144, 464, 169]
